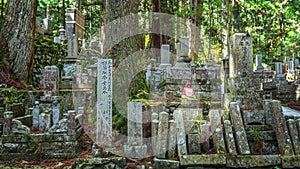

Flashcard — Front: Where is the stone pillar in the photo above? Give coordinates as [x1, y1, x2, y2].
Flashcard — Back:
[287, 119, 300, 155]
[229, 33, 253, 78]
[213, 127, 226, 154]
[223, 120, 237, 155]
[52, 99, 60, 125]
[275, 62, 283, 75]
[39, 113, 46, 131]
[187, 133, 201, 154]
[255, 54, 264, 71]
[156, 111, 169, 158]
[174, 109, 187, 156]
[96, 59, 113, 145]
[3, 111, 13, 136]
[167, 119, 176, 158]
[151, 112, 159, 155]
[263, 100, 272, 125]
[229, 102, 250, 154]
[68, 110, 75, 135]
[159, 44, 172, 69]
[124, 102, 147, 159]
[42, 66, 59, 95]
[32, 101, 40, 128]
[270, 100, 294, 155]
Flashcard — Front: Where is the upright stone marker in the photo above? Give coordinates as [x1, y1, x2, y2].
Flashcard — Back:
[32, 101, 40, 128]
[229, 33, 253, 78]
[3, 111, 13, 136]
[159, 44, 172, 69]
[52, 99, 60, 125]
[275, 62, 283, 75]
[294, 59, 299, 67]
[229, 102, 250, 154]
[151, 113, 159, 154]
[255, 54, 264, 71]
[270, 100, 294, 155]
[42, 66, 59, 95]
[124, 102, 147, 158]
[223, 120, 237, 155]
[157, 111, 169, 158]
[96, 59, 113, 145]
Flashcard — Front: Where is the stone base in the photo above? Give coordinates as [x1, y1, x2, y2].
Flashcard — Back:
[154, 158, 180, 169]
[159, 63, 172, 70]
[181, 98, 199, 108]
[124, 144, 147, 159]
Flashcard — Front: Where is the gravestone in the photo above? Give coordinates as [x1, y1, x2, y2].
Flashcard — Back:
[229, 102, 250, 154]
[173, 110, 188, 156]
[52, 98, 60, 125]
[96, 59, 113, 145]
[229, 33, 253, 78]
[68, 110, 75, 135]
[32, 101, 40, 128]
[167, 119, 176, 158]
[42, 66, 59, 95]
[151, 113, 159, 155]
[175, 37, 190, 68]
[157, 111, 169, 158]
[3, 111, 13, 136]
[294, 59, 299, 67]
[287, 119, 300, 155]
[255, 54, 264, 71]
[275, 62, 283, 75]
[270, 100, 294, 155]
[124, 102, 147, 158]
[159, 44, 172, 69]
[223, 120, 237, 155]
[288, 61, 294, 71]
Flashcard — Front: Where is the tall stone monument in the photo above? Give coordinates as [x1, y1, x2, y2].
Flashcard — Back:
[124, 102, 147, 158]
[96, 59, 113, 145]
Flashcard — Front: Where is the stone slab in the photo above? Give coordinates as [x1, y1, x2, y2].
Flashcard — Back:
[180, 154, 226, 166]
[226, 155, 281, 168]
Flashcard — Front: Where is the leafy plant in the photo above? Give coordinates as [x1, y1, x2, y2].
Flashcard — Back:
[250, 130, 265, 154]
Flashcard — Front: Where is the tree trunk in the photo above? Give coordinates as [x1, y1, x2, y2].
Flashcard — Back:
[222, 0, 230, 59]
[0, 0, 37, 83]
[151, 0, 161, 62]
[188, 0, 203, 62]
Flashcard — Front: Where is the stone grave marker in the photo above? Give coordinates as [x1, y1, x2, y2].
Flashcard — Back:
[33, 101, 40, 128]
[223, 120, 237, 155]
[42, 66, 59, 95]
[294, 59, 299, 67]
[124, 102, 147, 158]
[255, 54, 264, 71]
[151, 112, 159, 155]
[157, 111, 169, 158]
[287, 119, 300, 155]
[275, 62, 283, 75]
[159, 44, 172, 69]
[3, 111, 13, 136]
[229, 102, 250, 154]
[52, 98, 60, 125]
[168, 119, 176, 158]
[96, 59, 113, 145]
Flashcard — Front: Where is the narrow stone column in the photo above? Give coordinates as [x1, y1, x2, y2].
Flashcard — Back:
[156, 111, 169, 158]
[270, 100, 294, 155]
[287, 119, 300, 155]
[32, 101, 40, 128]
[167, 119, 176, 158]
[223, 120, 237, 155]
[68, 110, 75, 135]
[151, 112, 159, 155]
[229, 102, 250, 154]
[3, 111, 13, 136]
[174, 109, 187, 156]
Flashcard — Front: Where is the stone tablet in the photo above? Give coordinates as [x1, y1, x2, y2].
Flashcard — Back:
[96, 59, 113, 145]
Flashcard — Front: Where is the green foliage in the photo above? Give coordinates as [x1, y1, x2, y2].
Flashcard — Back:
[33, 37, 67, 87]
[0, 88, 24, 103]
[250, 130, 266, 154]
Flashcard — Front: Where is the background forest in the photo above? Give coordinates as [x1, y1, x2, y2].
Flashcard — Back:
[0, 0, 300, 83]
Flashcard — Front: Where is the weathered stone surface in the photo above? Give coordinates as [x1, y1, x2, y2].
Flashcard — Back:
[245, 124, 273, 131]
[263, 100, 273, 124]
[124, 145, 147, 159]
[229, 33, 253, 78]
[174, 109, 187, 156]
[187, 133, 201, 154]
[168, 120, 177, 158]
[242, 110, 265, 125]
[151, 112, 159, 155]
[76, 157, 127, 169]
[281, 155, 300, 168]
[270, 100, 294, 155]
[157, 111, 169, 158]
[11, 119, 30, 134]
[226, 155, 281, 168]
[223, 120, 237, 155]
[213, 127, 226, 154]
[287, 119, 300, 155]
[154, 158, 180, 169]
[181, 98, 199, 108]
[180, 154, 226, 166]
[229, 102, 250, 155]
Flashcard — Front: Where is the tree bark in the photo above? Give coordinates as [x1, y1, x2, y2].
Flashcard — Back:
[151, 0, 161, 62]
[0, 0, 37, 83]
